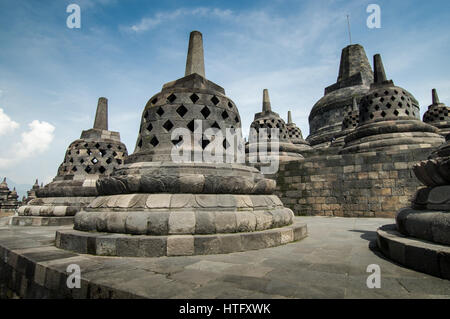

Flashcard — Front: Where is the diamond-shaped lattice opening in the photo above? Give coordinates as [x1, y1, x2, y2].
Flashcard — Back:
[369, 100, 373, 105]
[163, 120, 174, 132]
[176, 105, 188, 118]
[221, 110, 229, 120]
[381, 111, 387, 118]
[187, 119, 196, 132]
[106, 158, 112, 164]
[147, 123, 153, 132]
[91, 158, 98, 164]
[370, 113, 375, 119]
[69, 158, 74, 163]
[235, 116, 240, 123]
[201, 106, 211, 119]
[375, 105, 380, 111]
[391, 96, 396, 101]
[223, 139, 230, 149]
[401, 96, 405, 101]
[151, 97, 158, 105]
[150, 136, 159, 147]
[190, 93, 199, 104]
[107, 144, 112, 149]
[167, 94, 177, 103]
[156, 107, 165, 117]
[384, 90, 389, 95]
[386, 102, 392, 108]
[211, 96, 220, 106]
[374, 93, 379, 98]
[405, 109, 410, 115]
[84, 143, 89, 147]
[398, 102, 403, 108]
[116, 159, 122, 165]
[228, 102, 233, 109]
[144, 110, 149, 120]
[112, 151, 118, 157]
[76, 150, 80, 154]
[394, 110, 399, 116]
[171, 135, 183, 146]
[99, 166, 106, 174]
[87, 149, 92, 156]
[201, 138, 210, 149]
[95, 143, 100, 149]
[72, 166, 77, 172]
[211, 121, 220, 130]
[380, 97, 385, 102]
[100, 149, 107, 157]
[85, 166, 92, 173]
[80, 159, 84, 164]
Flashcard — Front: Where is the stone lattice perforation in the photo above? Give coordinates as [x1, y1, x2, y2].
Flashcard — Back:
[250, 118, 290, 142]
[58, 140, 128, 176]
[342, 109, 359, 130]
[135, 91, 242, 153]
[286, 125, 304, 140]
[359, 87, 419, 124]
[423, 105, 450, 124]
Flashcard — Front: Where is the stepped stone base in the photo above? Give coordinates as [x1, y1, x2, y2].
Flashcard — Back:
[11, 216, 74, 227]
[377, 224, 450, 280]
[56, 221, 307, 257]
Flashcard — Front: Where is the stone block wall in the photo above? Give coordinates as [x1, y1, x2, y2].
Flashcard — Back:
[275, 147, 436, 217]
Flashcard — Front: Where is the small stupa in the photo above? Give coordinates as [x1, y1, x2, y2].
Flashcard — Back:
[286, 111, 312, 150]
[423, 89, 450, 137]
[13, 98, 128, 226]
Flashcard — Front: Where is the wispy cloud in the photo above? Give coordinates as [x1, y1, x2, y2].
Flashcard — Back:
[0, 108, 19, 136]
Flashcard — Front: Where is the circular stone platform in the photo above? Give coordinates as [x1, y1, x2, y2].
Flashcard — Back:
[377, 224, 450, 280]
[56, 220, 307, 257]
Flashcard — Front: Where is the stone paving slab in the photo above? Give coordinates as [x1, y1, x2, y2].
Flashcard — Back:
[0, 216, 449, 299]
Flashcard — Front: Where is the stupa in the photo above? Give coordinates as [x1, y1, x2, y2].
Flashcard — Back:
[341, 54, 444, 153]
[56, 31, 307, 257]
[286, 111, 312, 150]
[329, 97, 360, 148]
[377, 136, 450, 279]
[23, 179, 40, 204]
[0, 178, 19, 215]
[423, 89, 450, 137]
[13, 98, 128, 226]
[307, 44, 373, 148]
[246, 89, 306, 163]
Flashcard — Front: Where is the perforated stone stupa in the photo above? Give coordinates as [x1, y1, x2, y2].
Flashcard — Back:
[341, 54, 444, 154]
[423, 89, 450, 137]
[286, 111, 312, 150]
[307, 44, 373, 148]
[330, 97, 360, 148]
[246, 89, 306, 163]
[13, 98, 127, 226]
[56, 31, 307, 257]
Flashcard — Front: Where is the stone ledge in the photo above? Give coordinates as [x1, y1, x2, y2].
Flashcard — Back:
[56, 221, 307, 257]
[377, 224, 450, 280]
[11, 216, 74, 227]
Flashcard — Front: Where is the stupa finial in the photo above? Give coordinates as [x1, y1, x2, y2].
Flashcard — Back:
[262, 89, 271, 112]
[352, 97, 358, 111]
[185, 31, 205, 77]
[373, 54, 388, 84]
[432, 89, 440, 105]
[288, 111, 293, 124]
[93, 97, 108, 130]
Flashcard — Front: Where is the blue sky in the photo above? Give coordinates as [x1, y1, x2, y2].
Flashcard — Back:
[0, 0, 449, 196]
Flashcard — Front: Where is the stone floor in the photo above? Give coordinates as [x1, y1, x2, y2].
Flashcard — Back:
[0, 216, 449, 299]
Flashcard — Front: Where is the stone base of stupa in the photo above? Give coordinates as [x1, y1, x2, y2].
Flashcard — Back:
[14, 196, 93, 226]
[11, 216, 74, 226]
[55, 192, 306, 256]
[56, 220, 307, 257]
[377, 224, 450, 280]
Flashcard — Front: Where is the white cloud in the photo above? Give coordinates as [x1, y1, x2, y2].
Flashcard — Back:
[0, 108, 19, 136]
[0, 120, 55, 168]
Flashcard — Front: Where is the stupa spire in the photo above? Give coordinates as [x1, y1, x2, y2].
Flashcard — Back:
[373, 54, 388, 84]
[432, 89, 440, 105]
[93, 97, 108, 131]
[185, 31, 205, 78]
[352, 97, 358, 111]
[288, 111, 293, 124]
[262, 89, 271, 112]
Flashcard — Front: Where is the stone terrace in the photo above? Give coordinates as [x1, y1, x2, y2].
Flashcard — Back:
[1, 216, 449, 299]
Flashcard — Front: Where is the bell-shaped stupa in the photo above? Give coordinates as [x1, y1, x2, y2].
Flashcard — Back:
[286, 111, 312, 150]
[423, 89, 450, 137]
[14, 98, 128, 226]
[56, 31, 307, 257]
[341, 54, 444, 153]
[246, 89, 306, 163]
[307, 44, 373, 148]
